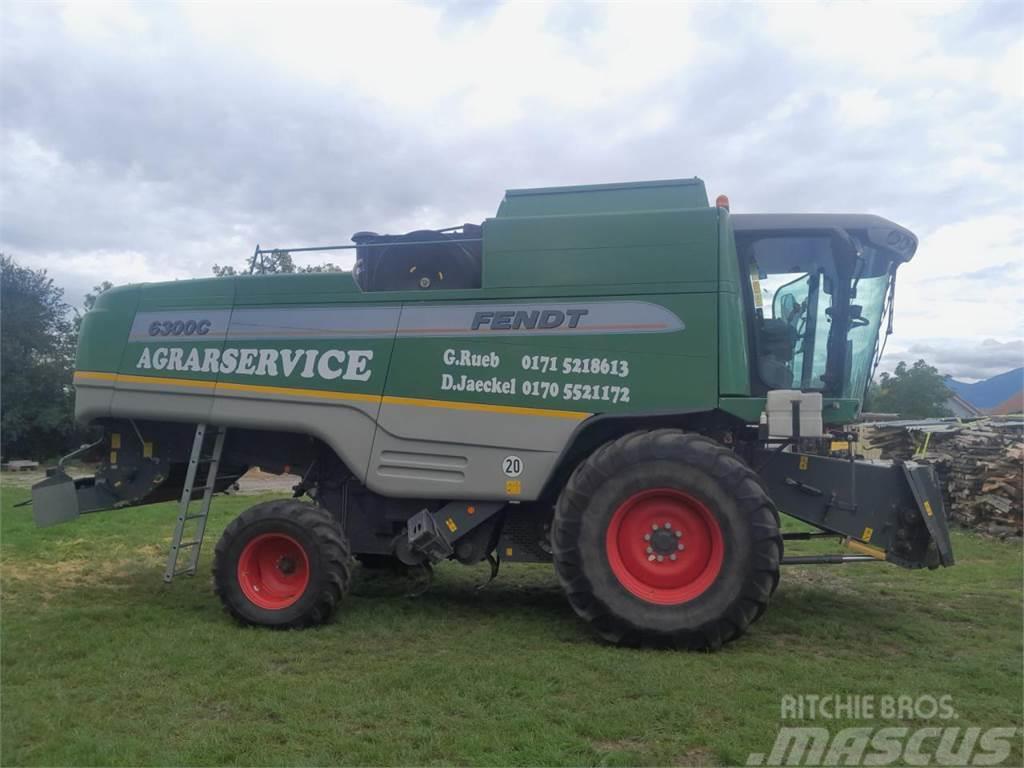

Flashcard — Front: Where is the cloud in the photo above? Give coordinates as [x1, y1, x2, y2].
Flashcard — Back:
[1, 0, 1021, 379]
[881, 338, 1024, 381]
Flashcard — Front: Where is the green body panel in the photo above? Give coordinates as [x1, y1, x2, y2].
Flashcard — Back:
[716, 209, 750, 397]
[483, 208, 719, 290]
[75, 285, 141, 373]
[495, 178, 708, 218]
[138, 276, 235, 308]
[718, 396, 861, 426]
[382, 293, 717, 414]
[233, 271, 363, 301]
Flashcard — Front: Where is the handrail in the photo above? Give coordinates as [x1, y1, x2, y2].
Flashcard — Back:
[252, 238, 483, 257]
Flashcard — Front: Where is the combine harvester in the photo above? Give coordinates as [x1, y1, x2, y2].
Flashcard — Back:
[33, 178, 953, 648]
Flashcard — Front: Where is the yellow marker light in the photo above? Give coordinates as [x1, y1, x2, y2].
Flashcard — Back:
[445, 517, 457, 533]
[799, 455, 809, 470]
[861, 526, 874, 542]
[505, 547, 513, 557]
[505, 479, 521, 495]
[923, 500, 934, 517]
[111, 433, 121, 449]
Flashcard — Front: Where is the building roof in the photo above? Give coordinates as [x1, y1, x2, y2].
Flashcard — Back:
[987, 390, 1024, 416]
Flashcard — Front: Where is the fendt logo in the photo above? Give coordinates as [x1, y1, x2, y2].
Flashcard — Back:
[470, 308, 589, 331]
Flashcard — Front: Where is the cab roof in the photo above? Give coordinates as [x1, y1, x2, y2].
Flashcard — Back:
[731, 213, 918, 262]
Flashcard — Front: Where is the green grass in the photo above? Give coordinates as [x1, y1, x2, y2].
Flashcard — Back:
[1, 483, 1021, 767]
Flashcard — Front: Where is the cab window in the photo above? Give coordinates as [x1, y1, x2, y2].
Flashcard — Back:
[738, 233, 839, 393]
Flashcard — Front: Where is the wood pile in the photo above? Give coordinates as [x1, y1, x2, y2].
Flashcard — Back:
[853, 418, 1023, 537]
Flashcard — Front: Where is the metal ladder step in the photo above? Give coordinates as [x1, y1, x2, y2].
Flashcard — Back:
[163, 423, 227, 583]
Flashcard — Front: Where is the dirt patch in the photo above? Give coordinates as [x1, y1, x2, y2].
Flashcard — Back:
[781, 565, 858, 595]
[590, 739, 721, 766]
[0, 553, 154, 604]
[673, 747, 719, 766]
[592, 738, 647, 754]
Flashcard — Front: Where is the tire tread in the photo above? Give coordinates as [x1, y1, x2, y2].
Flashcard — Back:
[553, 429, 782, 649]
[213, 499, 352, 629]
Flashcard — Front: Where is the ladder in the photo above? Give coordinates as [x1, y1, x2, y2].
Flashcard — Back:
[164, 423, 227, 583]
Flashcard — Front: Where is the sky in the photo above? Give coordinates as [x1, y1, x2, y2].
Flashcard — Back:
[1, 0, 1022, 381]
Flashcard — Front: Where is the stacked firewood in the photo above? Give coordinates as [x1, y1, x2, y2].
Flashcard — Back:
[852, 418, 1023, 537]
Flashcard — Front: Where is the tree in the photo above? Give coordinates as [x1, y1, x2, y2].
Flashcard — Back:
[0, 255, 77, 460]
[866, 359, 953, 419]
[212, 251, 342, 277]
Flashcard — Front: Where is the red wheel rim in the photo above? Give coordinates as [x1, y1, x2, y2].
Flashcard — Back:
[605, 488, 724, 605]
[237, 533, 310, 610]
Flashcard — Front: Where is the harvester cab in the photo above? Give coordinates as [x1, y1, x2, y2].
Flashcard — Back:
[735, 214, 910, 400]
[32, 177, 953, 649]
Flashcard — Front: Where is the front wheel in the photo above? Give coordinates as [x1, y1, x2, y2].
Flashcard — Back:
[213, 499, 353, 628]
[553, 430, 782, 649]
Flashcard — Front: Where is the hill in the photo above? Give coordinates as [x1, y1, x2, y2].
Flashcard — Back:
[946, 367, 1024, 410]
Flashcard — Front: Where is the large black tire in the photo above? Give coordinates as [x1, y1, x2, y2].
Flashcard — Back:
[553, 429, 782, 649]
[213, 499, 353, 628]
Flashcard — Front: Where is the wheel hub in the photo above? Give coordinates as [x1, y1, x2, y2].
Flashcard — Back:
[605, 488, 725, 605]
[649, 527, 679, 556]
[237, 533, 310, 610]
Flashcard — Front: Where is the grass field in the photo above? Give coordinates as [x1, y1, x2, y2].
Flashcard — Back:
[1, 482, 1021, 767]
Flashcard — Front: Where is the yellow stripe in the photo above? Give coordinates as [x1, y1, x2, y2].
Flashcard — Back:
[381, 394, 586, 420]
[218, 379, 381, 403]
[74, 370, 130, 383]
[73, 371, 589, 421]
[89, 371, 216, 390]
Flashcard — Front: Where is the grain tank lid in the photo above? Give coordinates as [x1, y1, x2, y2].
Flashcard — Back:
[495, 177, 709, 218]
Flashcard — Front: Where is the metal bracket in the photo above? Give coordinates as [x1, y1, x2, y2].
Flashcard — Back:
[902, 462, 955, 566]
[407, 510, 454, 564]
[406, 501, 506, 564]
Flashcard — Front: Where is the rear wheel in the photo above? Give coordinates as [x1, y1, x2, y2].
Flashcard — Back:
[553, 430, 782, 649]
[213, 499, 352, 628]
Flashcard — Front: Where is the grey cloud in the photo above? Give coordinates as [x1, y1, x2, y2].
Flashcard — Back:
[884, 339, 1024, 380]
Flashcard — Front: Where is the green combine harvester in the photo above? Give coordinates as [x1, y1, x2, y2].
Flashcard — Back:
[32, 178, 953, 649]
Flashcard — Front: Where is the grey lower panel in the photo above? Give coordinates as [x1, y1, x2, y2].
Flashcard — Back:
[85, 380, 382, 484]
[74, 382, 115, 424]
[80, 380, 579, 501]
[209, 391, 380, 483]
[374, 400, 580, 450]
[367, 402, 579, 500]
[111, 385, 215, 423]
